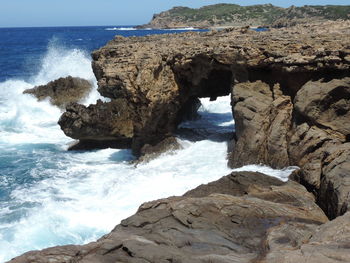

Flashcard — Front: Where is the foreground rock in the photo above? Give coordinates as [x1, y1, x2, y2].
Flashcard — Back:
[10, 171, 332, 263]
[23, 76, 93, 109]
[265, 211, 350, 263]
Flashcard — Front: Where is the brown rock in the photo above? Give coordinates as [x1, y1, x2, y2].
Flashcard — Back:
[136, 136, 182, 163]
[59, 21, 350, 155]
[229, 81, 292, 168]
[8, 172, 328, 263]
[264, 212, 350, 263]
[319, 143, 350, 219]
[294, 78, 350, 136]
[23, 76, 93, 109]
[58, 99, 134, 150]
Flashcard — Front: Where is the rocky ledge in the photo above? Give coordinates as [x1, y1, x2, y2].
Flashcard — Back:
[11, 171, 341, 263]
[11, 21, 350, 262]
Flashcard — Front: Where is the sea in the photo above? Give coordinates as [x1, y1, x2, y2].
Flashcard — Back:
[0, 25, 295, 262]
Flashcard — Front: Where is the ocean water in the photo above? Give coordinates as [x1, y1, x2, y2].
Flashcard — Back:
[0, 26, 296, 262]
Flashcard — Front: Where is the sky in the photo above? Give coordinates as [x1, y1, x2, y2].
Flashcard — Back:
[0, 0, 349, 27]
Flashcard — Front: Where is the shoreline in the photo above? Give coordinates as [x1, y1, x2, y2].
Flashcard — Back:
[8, 20, 350, 262]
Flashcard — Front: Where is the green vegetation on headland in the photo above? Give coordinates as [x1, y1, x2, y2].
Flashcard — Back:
[140, 4, 350, 28]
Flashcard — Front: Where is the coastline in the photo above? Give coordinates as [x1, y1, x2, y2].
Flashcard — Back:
[6, 19, 350, 262]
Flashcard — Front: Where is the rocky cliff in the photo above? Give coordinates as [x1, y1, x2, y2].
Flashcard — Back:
[10, 20, 350, 262]
[139, 4, 350, 29]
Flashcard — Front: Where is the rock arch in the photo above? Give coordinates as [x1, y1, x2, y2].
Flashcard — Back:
[58, 22, 350, 218]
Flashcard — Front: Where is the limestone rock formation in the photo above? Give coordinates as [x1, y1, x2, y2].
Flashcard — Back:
[229, 81, 292, 168]
[58, 20, 350, 157]
[294, 78, 350, 136]
[23, 76, 93, 109]
[9, 171, 331, 263]
[229, 77, 350, 219]
[55, 21, 350, 218]
[58, 99, 134, 150]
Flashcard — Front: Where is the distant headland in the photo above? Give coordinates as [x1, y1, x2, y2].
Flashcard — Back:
[138, 4, 350, 29]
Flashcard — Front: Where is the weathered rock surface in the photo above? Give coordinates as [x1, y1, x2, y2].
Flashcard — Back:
[294, 78, 350, 136]
[23, 76, 93, 109]
[264, 211, 350, 263]
[229, 81, 292, 168]
[55, 21, 350, 218]
[136, 136, 182, 163]
[9, 171, 331, 263]
[229, 77, 350, 219]
[58, 20, 350, 157]
[58, 99, 134, 150]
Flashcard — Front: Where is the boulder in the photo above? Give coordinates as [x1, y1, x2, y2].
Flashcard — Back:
[23, 76, 93, 109]
[8, 172, 329, 263]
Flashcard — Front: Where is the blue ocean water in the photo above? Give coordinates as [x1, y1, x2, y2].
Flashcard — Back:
[0, 26, 208, 83]
[0, 25, 293, 262]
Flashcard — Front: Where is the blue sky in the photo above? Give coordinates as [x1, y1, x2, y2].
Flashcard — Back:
[0, 0, 349, 27]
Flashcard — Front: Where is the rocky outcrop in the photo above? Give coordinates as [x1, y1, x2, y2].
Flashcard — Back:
[58, 20, 350, 157]
[294, 78, 350, 136]
[55, 21, 350, 218]
[23, 76, 93, 109]
[58, 99, 134, 150]
[9, 171, 332, 263]
[230, 78, 350, 219]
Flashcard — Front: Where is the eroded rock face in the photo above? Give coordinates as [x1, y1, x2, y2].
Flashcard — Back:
[54, 21, 350, 218]
[229, 81, 292, 168]
[294, 78, 350, 136]
[229, 77, 350, 219]
[264, 211, 350, 263]
[58, 21, 350, 156]
[8, 172, 330, 263]
[58, 99, 134, 150]
[23, 76, 93, 109]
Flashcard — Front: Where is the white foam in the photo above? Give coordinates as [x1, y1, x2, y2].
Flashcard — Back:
[105, 27, 137, 31]
[32, 38, 95, 85]
[233, 165, 299, 182]
[163, 27, 198, 31]
[0, 41, 101, 146]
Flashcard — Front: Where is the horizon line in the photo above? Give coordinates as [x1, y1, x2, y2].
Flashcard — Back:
[0, 25, 138, 29]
